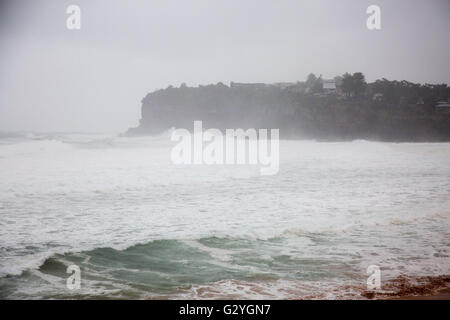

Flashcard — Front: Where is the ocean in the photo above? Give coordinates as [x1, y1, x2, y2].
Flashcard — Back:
[0, 132, 449, 299]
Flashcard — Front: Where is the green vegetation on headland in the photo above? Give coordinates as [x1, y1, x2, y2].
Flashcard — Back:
[127, 73, 450, 141]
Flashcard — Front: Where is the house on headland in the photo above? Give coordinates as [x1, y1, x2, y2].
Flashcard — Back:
[230, 81, 297, 91]
[322, 79, 336, 94]
[372, 93, 384, 102]
[230, 82, 267, 89]
[435, 100, 450, 113]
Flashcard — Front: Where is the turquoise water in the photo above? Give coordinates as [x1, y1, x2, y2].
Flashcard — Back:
[1, 236, 360, 299]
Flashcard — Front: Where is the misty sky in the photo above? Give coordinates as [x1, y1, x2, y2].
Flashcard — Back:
[0, 0, 449, 132]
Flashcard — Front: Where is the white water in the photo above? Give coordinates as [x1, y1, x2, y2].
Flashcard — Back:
[0, 133, 449, 298]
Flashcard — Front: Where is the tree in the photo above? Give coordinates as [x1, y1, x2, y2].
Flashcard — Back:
[311, 76, 324, 93]
[305, 73, 317, 89]
[341, 73, 353, 97]
[341, 72, 367, 98]
[334, 75, 343, 88]
[352, 72, 367, 97]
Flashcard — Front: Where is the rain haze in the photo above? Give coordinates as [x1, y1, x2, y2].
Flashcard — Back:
[1, 0, 450, 302]
[0, 0, 449, 132]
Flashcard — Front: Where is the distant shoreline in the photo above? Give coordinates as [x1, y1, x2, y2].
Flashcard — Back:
[125, 129, 450, 143]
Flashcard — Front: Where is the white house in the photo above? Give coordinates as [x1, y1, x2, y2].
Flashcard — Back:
[435, 100, 450, 112]
[322, 79, 336, 93]
[270, 82, 295, 90]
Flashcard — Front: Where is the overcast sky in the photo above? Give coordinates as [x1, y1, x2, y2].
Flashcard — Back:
[0, 0, 449, 132]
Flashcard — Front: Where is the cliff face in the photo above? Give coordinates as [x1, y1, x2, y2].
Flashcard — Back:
[127, 81, 450, 141]
[127, 83, 293, 135]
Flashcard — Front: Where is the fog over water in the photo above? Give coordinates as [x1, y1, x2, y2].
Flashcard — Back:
[0, 1, 449, 300]
[0, 0, 449, 132]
